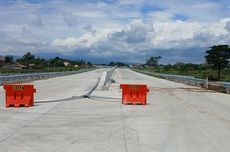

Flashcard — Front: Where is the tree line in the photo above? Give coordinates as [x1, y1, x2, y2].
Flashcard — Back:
[4, 52, 92, 69]
[144, 45, 230, 80]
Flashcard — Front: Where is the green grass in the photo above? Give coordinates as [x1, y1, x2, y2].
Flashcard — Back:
[136, 67, 230, 82]
[0, 67, 83, 74]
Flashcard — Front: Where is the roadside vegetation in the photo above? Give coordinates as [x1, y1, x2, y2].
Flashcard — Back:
[0, 52, 93, 74]
[134, 45, 230, 82]
[0, 67, 82, 74]
[108, 61, 128, 67]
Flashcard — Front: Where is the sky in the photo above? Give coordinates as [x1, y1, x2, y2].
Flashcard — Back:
[0, 0, 230, 64]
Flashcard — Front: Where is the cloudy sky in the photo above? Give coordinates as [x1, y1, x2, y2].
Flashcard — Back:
[0, 0, 230, 63]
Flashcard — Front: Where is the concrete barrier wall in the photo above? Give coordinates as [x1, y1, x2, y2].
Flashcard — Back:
[0, 68, 97, 85]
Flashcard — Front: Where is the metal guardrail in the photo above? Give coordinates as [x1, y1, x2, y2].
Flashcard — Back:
[133, 69, 230, 94]
[0, 68, 97, 85]
[223, 82, 230, 94]
[103, 66, 117, 89]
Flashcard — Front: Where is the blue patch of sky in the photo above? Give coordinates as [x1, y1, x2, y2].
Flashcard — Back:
[140, 4, 163, 14]
[38, 7, 54, 14]
[114, 17, 137, 24]
[172, 14, 189, 21]
[101, 0, 116, 4]
[0, 0, 17, 6]
[25, 0, 48, 4]
[209, 0, 228, 3]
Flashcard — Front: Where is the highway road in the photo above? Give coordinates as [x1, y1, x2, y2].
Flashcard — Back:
[0, 68, 230, 152]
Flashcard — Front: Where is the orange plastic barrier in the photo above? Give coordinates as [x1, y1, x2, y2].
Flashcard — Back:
[120, 84, 149, 105]
[3, 84, 36, 107]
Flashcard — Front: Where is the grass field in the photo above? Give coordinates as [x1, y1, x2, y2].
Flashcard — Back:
[137, 67, 230, 82]
[0, 67, 83, 74]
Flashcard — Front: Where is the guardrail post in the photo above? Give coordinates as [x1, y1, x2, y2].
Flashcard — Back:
[226, 88, 230, 94]
[204, 77, 209, 89]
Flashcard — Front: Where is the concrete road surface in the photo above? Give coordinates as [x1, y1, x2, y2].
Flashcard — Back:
[0, 68, 230, 152]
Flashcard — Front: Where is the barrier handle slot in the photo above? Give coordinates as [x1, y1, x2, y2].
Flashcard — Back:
[14, 93, 16, 100]
[21, 92, 23, 100]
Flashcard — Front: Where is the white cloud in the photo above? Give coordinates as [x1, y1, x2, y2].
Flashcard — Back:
[147, 11, 174, 21]
[1, 0, 230, 63]
[62, 12, 78, 27]
[191, 2, 220, 10]
[108, 19, 153, 43]
[50, 18, 230, 59]
[52, 30, 108, 50]
[31, 16, 45, 27]
[83, 24, 96, 33]
[75, 11, 106, 18]
[52, 37, 78, 47]
[225, 20, 230, 32]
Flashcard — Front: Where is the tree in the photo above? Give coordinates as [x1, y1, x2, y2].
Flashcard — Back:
[22, 52, 35, 62]
[163, 64, 172, 71]
[108, 61, 127, 67]
[79, 60, 86, 66]
[146, 56, 161, 67]
[205, 45, 230, 79]
[16, 52, 36, 66]
[87, 61, 92, 66]
[33, 57, 47, 69]
[5, 55, 14, 63]
[49, 57, 65, 67]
